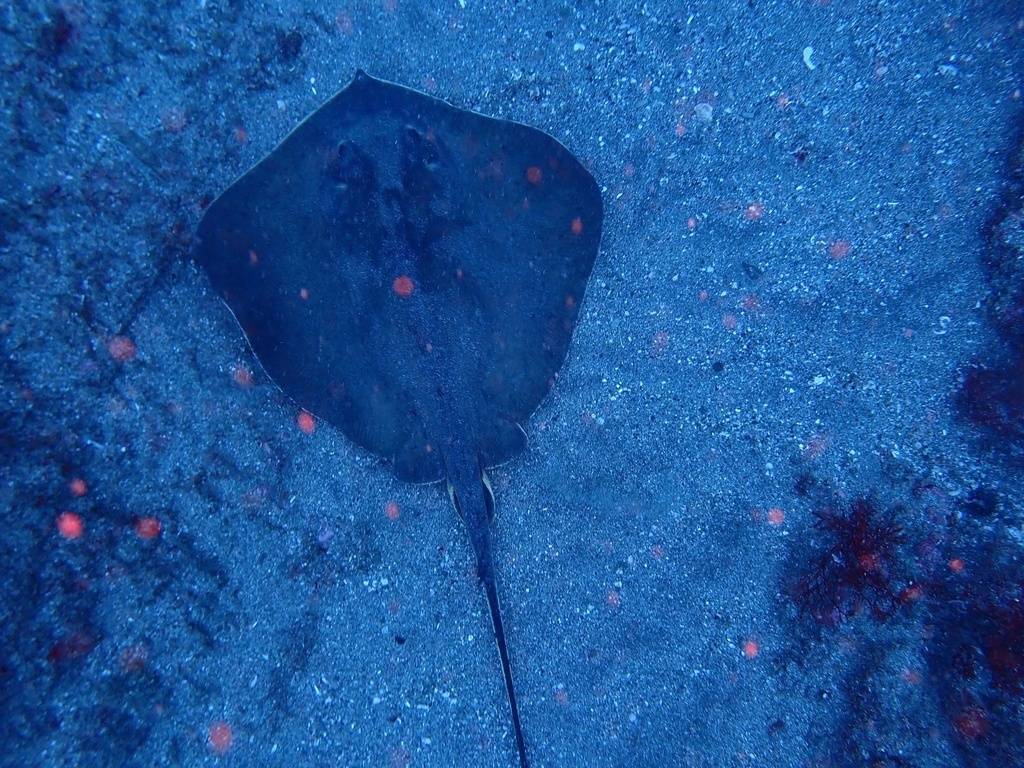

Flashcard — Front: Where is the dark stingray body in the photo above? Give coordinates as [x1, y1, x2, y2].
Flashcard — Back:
[195, 71, 602, 767]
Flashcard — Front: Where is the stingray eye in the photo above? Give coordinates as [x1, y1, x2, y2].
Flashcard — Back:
[335, 140, 353, 163]
[401, 125, 442, 167]
[331, 141, 373, 191]
[401, 125, 422, 145]
[331, 142, 353, 184]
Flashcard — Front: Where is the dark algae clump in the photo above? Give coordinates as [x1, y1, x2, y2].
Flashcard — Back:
[791, 498, 908, 626]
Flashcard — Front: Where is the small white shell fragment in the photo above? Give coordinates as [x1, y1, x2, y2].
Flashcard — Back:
[803, 46, 816, 70]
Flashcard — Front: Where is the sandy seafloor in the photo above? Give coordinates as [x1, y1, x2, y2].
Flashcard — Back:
[3, 1, 1024, 766]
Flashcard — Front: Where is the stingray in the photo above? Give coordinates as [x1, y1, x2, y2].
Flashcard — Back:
[195, 71, 602, 767]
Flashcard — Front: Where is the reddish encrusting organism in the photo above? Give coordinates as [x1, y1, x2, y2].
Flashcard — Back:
[792, 498, 907, 626]
[927, 568, 1024, 758]
[47, 631, 97, 663]
[984, 582, 1024, 694]
[957, 362, 1024, 439]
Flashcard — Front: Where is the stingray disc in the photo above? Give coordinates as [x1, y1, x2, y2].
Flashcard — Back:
[196, 71, 603, 482]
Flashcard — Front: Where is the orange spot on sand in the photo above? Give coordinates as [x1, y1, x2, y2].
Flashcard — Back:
[740, 293, 761, 313]
[829, 239, 851, 259]
[300, 287, 309, 300]
[525, 166, 543, 185]
[57, 512, 83, 539]
[390, 746, 413, 768]
[899, 583, 925, 604]
[606, 589, 621, 609]
[208, 721, 234, 754]
[69, 478, 88, 497]
[803, 434, 829, 460]
[393, 275, 415, 298]
[743, 639, 759, 659]
[766, 507, 785, 526]
[948, 557, 965, 574]
[232, 365, 253, 388]
[953, 706, 989, 742]
[698, 289, 709, 301]
[554, 686, 569, 705]
[385, 500, 401, 521]
[161, 107, 188, 133]
[234, 126, 248, 144]
[335, 12, 354, 34]
[119, 643, 148, 672]
[744, 201, 765, 221]
[248, 249, 259, 265]
[297, 411, 315, 434]
[651, 543, 666, 559]
[571, 217, 584, 235]
[135, 517, 161, 540]
[107, 335, 137, 362]
[722, 313, 738, 330]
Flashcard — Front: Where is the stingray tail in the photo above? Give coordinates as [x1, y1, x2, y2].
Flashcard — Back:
[477, 557, 529, 768]
[449, 463, 529, 768]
